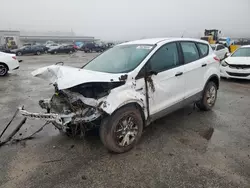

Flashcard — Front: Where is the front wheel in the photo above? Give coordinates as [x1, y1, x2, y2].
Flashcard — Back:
[17, 52, 22, 56]
[100, 105, 143, 153]
[196, 81, 217, 111]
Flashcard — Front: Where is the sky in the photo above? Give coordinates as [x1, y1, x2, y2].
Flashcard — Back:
[0, 0, 249, 40]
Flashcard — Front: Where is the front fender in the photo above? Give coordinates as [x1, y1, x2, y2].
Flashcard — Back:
[99, 88, 147, 118]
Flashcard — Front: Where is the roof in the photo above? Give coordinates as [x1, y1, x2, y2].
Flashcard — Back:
[241, 45, 250, 48]
[119, 38, 209, 45]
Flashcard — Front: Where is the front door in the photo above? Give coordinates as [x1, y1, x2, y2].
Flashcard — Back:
[144, 42, 186, 116]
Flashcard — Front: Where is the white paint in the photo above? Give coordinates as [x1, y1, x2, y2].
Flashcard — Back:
[0, 52, 19, 70]
[211, 44, 229, 60]
[220, 56, 250, 80]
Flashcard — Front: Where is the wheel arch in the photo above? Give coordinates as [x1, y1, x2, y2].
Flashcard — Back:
[0, 62, 9, 70]
[204, 74, 220, 90]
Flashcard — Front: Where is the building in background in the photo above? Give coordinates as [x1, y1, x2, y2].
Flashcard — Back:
[0, 30, 96, 48]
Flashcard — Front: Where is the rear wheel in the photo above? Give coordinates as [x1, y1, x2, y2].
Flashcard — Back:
[36, 51, 41, 55]
[54, 51, 57, 54]
[17, 52, 22, 56]
[196, 81, 217, 111]
[100, 105, 143, 153]
[0, 63, 8, 76]
[69, 50, 73, 54]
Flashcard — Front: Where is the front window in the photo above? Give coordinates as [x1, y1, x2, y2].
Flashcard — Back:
[83, 44, 154, 73]
[232, 48, 250, 57]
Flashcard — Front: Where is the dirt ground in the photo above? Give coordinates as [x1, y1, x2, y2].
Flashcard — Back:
[0, 52, 250, 188]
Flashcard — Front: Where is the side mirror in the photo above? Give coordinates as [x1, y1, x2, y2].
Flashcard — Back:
[225, 52, 231, 57]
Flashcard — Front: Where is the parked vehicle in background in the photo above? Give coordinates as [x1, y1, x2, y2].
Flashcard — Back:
[220, 45, 250, 80]
[211, 44, 229, 60]
[218, 37, 234, 47]
[47, 43, 61, 50]
[20, 38, 220, 153]
[81, 43, 105, 53]
[0, 52, 19, 76]
[11, 45, 45, 56]
[49, 45, 76, 54]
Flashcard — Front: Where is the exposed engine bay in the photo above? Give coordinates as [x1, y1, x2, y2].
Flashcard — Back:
[20, 81, 125, 135]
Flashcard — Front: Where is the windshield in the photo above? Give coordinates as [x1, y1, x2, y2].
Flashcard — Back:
[83, 44, 154, 73]
[232, 47, 250, 57]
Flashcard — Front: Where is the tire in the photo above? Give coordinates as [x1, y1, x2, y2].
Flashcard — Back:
[0, 63, 8, 76]
[54, 51, 57, 54]
[17, 52, 22, 56]
[69, 50, 73, 54]
[36, 51, 41, 55]
[196, 81, 217, 111]
[100, 105, 143, 153]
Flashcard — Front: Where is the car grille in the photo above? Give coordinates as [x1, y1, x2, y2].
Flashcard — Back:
[226, 72, 250, 77]
[228, 64, 250, 69]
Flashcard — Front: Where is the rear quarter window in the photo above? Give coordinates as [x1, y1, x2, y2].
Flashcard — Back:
[197, 43, 209, 57]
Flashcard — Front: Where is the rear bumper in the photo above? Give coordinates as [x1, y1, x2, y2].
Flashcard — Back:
[220, 66, 250, 80]
[7, 59, 19, 70]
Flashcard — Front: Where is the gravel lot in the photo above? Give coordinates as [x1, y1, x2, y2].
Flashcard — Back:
[0, 52, 250, 188]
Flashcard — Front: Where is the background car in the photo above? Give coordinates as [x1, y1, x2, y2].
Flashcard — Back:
[12, 45, 45, 56]
[220, 45, 250, 80]
[46, 43, 62, 51]
[49, 45, 76, 54]
[211, 44, 229, 60]
[0, 52, 19, 76]
[80, 43, 105, 53]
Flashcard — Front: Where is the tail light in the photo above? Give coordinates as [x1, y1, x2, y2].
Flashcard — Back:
[213, 56, 220, 62]
[12, 56, 17, 60]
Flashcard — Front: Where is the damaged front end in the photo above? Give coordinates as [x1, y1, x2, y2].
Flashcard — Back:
[20, 88, 103, 134]
[19, 64, 126, 134]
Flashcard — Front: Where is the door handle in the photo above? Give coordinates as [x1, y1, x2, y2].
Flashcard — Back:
[202, 64, 207, 67]
[136, 88, 143, 91]
[175, 72, 183, 77]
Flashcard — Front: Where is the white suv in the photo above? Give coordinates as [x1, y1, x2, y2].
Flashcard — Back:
[20, 38, 220, 153]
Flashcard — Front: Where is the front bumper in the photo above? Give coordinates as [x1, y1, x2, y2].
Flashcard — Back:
[19, 107, 74, 126]
[19, 106, 102, 127]
[220, 66, 250, 80]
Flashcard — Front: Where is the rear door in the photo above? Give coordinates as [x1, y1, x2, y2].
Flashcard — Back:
[180, 41, 206, 98]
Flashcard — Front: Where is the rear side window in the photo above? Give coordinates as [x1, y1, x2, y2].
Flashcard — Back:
[197, 43, 209, 57]
[217, 45, 224, 50]
[180, 42, 199, 64]
[148, 42, 180, 73]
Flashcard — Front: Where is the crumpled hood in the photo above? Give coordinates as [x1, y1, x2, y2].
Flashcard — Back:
[225, 57, 250, 65]
[32, 65, 125, 90]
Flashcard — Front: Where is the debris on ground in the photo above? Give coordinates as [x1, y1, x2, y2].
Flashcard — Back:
[0, 117, 27, 147]
[0, 109, 49, 147]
